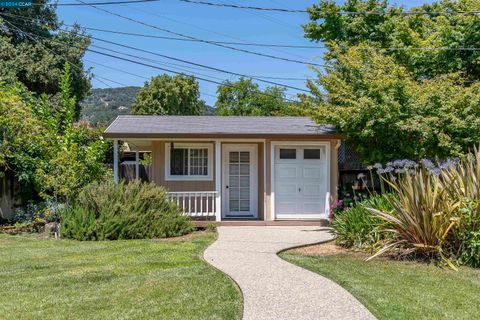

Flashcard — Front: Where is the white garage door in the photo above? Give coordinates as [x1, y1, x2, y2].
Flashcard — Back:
[274, 145, 329, 219]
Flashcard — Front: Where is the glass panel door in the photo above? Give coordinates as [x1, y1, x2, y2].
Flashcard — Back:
[228, 151, 251, 213]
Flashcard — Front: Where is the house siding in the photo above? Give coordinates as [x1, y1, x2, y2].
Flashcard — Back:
[140, 137, 339, 221]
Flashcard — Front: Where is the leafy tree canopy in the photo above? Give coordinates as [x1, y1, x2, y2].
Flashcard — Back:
[132, 74, 205, 115]
[0, 64, 108, 202]
[215, 78, 305, 116]
[304, 0, 480, 80]
[0, 1, 91, 118]
[303, 0, 480, 163]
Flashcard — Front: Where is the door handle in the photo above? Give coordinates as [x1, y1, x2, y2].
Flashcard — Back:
[226, 186, 229, 189]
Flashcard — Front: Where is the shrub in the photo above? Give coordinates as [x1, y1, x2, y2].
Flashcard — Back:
[440, 150, 480, 267]
[367, 169, 459, 267]
[456, 201, 480, 268]
[332, 194, 393, 249]
[60, 181, 193, 240]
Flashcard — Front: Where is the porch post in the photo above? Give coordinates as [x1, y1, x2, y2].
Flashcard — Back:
[263, 140, 267, 221]
[113, 140, 119, 184]
[215, 140, 221, 221]
[135, 151, 140, 181]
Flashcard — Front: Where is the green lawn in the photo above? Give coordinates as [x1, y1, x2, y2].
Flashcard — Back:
[0, 233, 241, 320]
[281, 248, 480, 320]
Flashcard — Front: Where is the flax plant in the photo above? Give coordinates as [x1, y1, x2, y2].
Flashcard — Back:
[440, 148, 480, 266]
[440, 149, 480, 212]
[367, 169, 460, 269]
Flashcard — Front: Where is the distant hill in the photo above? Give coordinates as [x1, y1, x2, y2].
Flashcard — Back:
[80, 86, 217, 126]
[80, 87, 139, 126]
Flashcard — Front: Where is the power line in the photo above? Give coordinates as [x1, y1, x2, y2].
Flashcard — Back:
[53, 23, 480, 52]
[8, 21, 302, 103]
[44, 0, 163, 6]
[89, 44, 311, 81]
[0, 12, 312, 90]
[181, 2, 480, 15]
[4, 18, 220, 97]
[31, 0, 480, 15]
[95, 75, 129, 86]
[86, 48, 300, 102]
[6, 11, 480, 53]
[94, 76, 116, 88]
[176, 0, 307, 13]
[125, 3, 311, 61]
[68, 24, 325, 48]
[90, 43, 232, 83]
[87, 35, 310, 92]
[2, 19, 115, 90]
[172, 1, 480, 15]
[74, 0, 324, 67]
[85, 58, 218, 98]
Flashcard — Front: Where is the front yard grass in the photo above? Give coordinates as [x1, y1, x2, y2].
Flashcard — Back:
[280, 246, 480, 320]
[0, 233, 241, 320]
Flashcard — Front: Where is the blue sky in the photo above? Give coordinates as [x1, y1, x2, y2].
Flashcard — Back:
[57, 0, 434, 105]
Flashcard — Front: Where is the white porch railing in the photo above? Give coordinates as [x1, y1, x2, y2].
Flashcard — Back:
[168, 191, 218, 217]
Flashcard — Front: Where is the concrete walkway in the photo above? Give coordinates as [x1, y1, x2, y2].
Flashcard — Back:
[204, 226, 375, 320]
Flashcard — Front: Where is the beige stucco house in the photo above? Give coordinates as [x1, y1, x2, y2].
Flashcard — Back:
[104, 116, 341, 226]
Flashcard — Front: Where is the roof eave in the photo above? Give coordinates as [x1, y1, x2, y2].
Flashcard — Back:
[103, 132, 343, 140]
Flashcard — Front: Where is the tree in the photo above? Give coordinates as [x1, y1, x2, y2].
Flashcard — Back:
[0, 1, 91, 118]
[215, 78, 301, 116]
[302, 0, 480, 162]
[304, 0, 480, 81]
[0, 64, 108, 203]
[132, 74, 204, 115]
[36, 63, 108, 201]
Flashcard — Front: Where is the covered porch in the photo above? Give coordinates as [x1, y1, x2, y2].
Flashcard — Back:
[105, 116, 341, 225]
[112, 139, 265, 222]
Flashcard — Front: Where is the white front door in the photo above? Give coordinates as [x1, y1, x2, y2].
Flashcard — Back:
[274, 144, 329, 219]
[222, 144, 258, 218]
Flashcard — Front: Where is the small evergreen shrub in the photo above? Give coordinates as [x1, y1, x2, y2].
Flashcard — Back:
[60, 181, 193, 240]
[455, 201, 480, 268]
[332, 194, 393, 249]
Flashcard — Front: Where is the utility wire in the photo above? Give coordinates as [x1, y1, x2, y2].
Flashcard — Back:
[125, 3, 311, 61]
[67, 24, 325, 48]
[85, 58, 218, 98]
[87, 35, 311, 92]
[5, 12, 480, 52]
[4, 18, 220, 97]
[86, 48, 301, 102]
[54, 23, 480, 52]
[33, 0, 480, 15]
[74, 0, 324, 67]
[90, 43, 232, 83]
[95, 75, 128, 86]
[175, 1, 480, 15]
[1, 19, 118, 89]
[8, 21, 302, 103]
[0, 12, 312, 90]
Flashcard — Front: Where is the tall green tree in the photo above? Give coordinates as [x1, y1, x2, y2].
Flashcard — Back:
[0, 0, 91, 118]
[304, 0, 480, 81]
[303, 0, 480, 162]
[132, 74, 204, 115]
[0, 64, 108, 202]
[215, 78, 302, 116]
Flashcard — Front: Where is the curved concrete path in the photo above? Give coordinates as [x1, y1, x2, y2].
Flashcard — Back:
[204, 226, 375, 320]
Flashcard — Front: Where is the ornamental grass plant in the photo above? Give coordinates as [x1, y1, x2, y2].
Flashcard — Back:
[364, 148, 480, 268]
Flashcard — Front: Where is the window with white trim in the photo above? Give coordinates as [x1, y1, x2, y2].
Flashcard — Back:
[165, 143, 213, 181]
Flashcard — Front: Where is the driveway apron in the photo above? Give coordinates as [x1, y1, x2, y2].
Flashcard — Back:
[204, 226, 376, 320]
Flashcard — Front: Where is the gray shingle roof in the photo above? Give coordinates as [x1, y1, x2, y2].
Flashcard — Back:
[103, 115, 337, 138]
